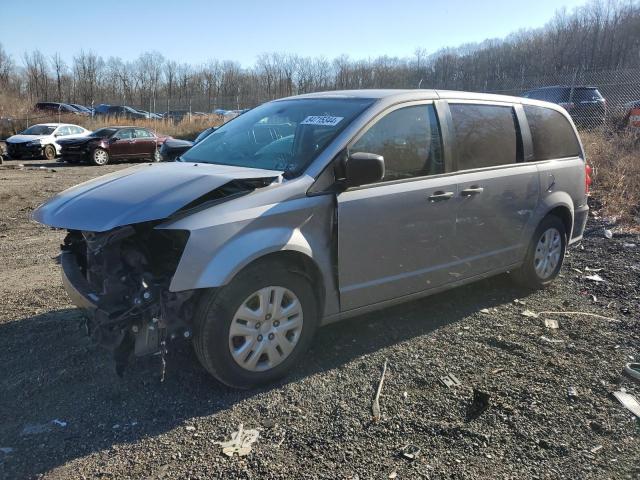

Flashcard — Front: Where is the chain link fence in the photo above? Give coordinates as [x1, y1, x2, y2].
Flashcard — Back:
[481, 67, 640, 130]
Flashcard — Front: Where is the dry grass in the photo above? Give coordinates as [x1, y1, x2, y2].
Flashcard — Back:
[581, 130, 640, 225]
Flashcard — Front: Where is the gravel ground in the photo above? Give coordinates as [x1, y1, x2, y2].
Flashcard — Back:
[0, 158, 638, 480]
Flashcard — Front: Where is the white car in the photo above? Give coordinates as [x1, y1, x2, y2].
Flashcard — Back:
[6, 123, 91, 160]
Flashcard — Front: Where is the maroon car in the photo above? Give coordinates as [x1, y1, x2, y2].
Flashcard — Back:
[58, 126, 170, 165]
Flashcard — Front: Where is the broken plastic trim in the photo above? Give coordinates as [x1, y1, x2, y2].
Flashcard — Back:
[169, 177, 278, 220]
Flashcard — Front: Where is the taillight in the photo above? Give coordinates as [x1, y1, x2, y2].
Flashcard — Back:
[585, 164, 593, 193]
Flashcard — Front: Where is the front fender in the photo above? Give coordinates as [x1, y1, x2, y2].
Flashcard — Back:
[171, 227, 313, 291]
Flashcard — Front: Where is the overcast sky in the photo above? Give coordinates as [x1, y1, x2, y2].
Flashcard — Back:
[1, 0, 590, 65]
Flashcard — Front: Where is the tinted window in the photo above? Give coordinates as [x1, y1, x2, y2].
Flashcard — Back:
[90, 128, 117, 138]
[350, 104, 443, 182]
[572, 88, 602, 102]
[524, 105, 581, 161]
[450, 104, 518, 170]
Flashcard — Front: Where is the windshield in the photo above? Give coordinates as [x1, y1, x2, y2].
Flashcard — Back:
[181, 98, 375, 175]
[90, 128, 118, 138]
[21, 125, 56, 135]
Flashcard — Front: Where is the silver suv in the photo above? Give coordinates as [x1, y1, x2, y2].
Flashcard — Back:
[34, 90, 590, 388]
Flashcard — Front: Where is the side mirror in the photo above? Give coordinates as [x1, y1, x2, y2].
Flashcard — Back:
[344, 152, 385, 187]
[111, 137, 120, 142]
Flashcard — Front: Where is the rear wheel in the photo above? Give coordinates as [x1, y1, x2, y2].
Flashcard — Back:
[91, 148, 109, 166]
[513, 215, 567, 288]
[43, 144, 56, 160]
[193, 260, 319, 388]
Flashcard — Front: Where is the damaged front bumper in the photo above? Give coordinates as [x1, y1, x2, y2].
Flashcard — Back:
[60, 226, 197, 375]
[60, 250, 99, 312]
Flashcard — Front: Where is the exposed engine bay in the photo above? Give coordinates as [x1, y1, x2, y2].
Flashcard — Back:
[62, 224, 196, 376]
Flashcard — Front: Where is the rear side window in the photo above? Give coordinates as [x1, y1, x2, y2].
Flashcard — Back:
[449, 104, 518, 170]
[350, 104, 444, 182]
[524, 106, 581, 161]
[572, 88, 602, 102]
[134, 128, 153, 138]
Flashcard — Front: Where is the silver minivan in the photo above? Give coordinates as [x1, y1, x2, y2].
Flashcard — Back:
[33, 90, 590, 388]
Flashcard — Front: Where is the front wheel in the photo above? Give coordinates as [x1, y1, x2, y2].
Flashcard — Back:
[513, 215, 567, 288]
[43, 144, 56, 160]
[91, 148, 109, 166]
[193, 260, 319, 388]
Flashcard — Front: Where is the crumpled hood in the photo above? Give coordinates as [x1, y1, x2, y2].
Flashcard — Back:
[32, 162, 282, 232]
[7, 134, 49, 144]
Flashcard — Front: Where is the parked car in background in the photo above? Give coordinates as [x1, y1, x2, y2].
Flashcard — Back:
[96, 105, 149, 120]
[33, 90, 589, 387]
[159, 126, 218, 161]
[34, 102, 89, 116]
[58, 126, 169, 165]
[134, 108, 162, 119]
[5, 123, 91, 160]
[70, 104, 93, 115]
[522, 86, 606, 127]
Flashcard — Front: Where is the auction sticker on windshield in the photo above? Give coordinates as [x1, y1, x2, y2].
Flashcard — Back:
[300, 116, 344, 126]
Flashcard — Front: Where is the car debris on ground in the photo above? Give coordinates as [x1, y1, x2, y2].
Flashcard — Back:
[216, 424, 260, 457]
[623, 363, 640, 382]
[439, 372, 462, 388]
[400, 444, 421, 461]
[611, 391, 640, 419]
[466, 388, 491, 421]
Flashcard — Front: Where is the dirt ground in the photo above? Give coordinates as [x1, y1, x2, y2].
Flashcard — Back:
[0, 158, 638, 480]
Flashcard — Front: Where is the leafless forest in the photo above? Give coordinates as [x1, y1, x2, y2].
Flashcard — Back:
[0, 0, 638, 113]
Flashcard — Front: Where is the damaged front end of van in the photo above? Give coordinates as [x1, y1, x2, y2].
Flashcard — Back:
[32, 162, 281, 374]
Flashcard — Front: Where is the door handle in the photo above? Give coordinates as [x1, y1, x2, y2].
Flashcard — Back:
[428, 191, 454, 202]
[460, 186, 484, 196]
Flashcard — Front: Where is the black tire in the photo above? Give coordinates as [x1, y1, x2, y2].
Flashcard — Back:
[193, 259, 319, 389]
[513, 215, 567, 288]
[91, 148, 109, 166]
[43, 144, 56, 160]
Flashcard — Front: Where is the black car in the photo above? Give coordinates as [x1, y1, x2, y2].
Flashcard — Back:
[159, 126, 218, 162]
[522, 86, 606, 127]
[97, 106, 148, 120]
[34, 102, 87, 116]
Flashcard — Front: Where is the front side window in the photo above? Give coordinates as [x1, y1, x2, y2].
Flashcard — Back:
[181, 98, 375, 176]
[116, 129, 134, 140]
[349, 104, 443, 182]
[524, 105, 581, 161]
[450, 104, 518, 170]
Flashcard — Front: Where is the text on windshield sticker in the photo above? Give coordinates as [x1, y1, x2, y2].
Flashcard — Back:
[300, 116, 344, 126]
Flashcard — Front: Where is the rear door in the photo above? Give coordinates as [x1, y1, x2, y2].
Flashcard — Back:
[133, 128, 157, 157]
[446, 102, 540, 276]
[337, 102, 459, 311]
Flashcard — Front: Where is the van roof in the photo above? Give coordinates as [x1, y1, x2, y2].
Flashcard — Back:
[282, 89, 533, 104]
